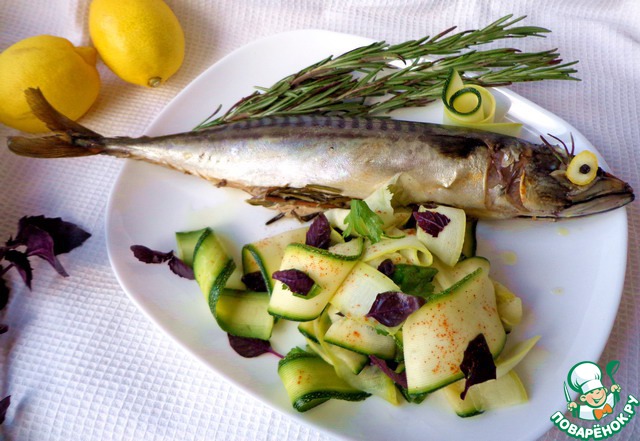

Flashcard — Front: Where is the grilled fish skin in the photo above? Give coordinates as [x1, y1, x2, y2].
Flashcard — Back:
[7, 88, 634, 219]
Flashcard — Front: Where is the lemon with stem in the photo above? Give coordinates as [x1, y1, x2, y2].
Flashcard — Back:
[0, 35, 100, 133]
[89, 0, 185, 87]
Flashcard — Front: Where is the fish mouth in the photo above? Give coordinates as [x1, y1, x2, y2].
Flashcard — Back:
[559, 171, 635, 218]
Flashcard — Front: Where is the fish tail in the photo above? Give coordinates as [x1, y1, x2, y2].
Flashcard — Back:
[7, 88, 105, 158]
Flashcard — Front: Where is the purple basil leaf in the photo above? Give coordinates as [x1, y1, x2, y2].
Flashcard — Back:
[130, 245, 173, 264]
[131, 245, 194, 279]
[377, 259, 395, 278]
[413, 211, 451, 238]
[0, 395, 9, 425]
[167, 256, 195, 280]
[19, 224, 68, 277]
[0, 275, 9, 310]
[241, 271, 268, 292]
[4, 250, 32, 289]
[306, 213, 331, 249]
[13, 216, 91, 255]
[459, 334, 496, 400]
[227, 334, 283, 358]
[370, 355, 408, 389]
[366, 291, 425, 327]
[0, 324, 7, 335]
[272, 269, 315, 296]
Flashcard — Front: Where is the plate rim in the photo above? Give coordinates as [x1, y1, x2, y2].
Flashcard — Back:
[105, 28, 629, 441]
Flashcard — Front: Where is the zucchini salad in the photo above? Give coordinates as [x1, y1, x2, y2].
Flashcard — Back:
[135, 181, 540, 417]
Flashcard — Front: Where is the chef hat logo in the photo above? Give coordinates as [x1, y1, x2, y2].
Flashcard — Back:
[568, 361, 604, 394]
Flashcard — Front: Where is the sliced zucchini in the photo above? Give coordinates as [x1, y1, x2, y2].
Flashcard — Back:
[362, 232, 433, 267]
[175, 228, 207, 267]
[324, 343, 369, 375]
[439, 335, 539, 416]
[313, 309, 401, 404]
[441, 370, 528, 417]
[242, 227, 308, 294]
[193, 228, 274, 338]
[403, 267, 506, 395]
[215, 290, 274, 340]
[442, 69, 522, 137]
[340, 363, 401, 405]
[393, 330, 404, 355]
[311, 309, 370, 375]
[193, 228, 237, 317]
[460, 218, 478, 260]
[278, 348, 370, 412]
[493, 280, 523, 332]
[415, 205, 466, 267]
[298, 320, 319, 343]
[304, 338, 335, 366]
[268, 240, 362, 321]
[327, 237, 364, 257]
[324, 317, 397, 360]
[305, 328, 370, 376]
[325, 303, 345, 323]
[567, 150, 599, 186]
[330, 261, 400, 318]
[494, 335, 540, 378]
[433, 256, 491, 290]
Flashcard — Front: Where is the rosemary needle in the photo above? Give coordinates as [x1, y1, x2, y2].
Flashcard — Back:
[195, 15, 578, 130]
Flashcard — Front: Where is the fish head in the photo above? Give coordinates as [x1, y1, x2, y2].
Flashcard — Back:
[552, 168, 634, 218]
[519, 142, 634, 219]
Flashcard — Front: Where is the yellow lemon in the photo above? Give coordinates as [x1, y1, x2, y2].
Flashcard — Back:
[89, 0, 185, 87]
[0, 35, 100, 133]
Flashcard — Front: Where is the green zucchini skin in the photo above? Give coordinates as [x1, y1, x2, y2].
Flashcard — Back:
[278, 348, 370, 412]
[297, 320, 319, 343]
[192, 228, 274, 339]
[193, 228, 236, 318]
[175, 228, 208, 267]
[242, 244, 272, 293]
[460, 218, 478, 260]
[216, 290, 274, 340]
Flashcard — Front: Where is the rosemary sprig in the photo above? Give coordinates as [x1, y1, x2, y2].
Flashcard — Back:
[196, 15, 579, 129]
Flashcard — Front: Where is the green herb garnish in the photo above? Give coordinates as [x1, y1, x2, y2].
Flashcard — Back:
[389, 264, 438, 298]
[343, 200, 385, 244]
[196, 15, 578, 129]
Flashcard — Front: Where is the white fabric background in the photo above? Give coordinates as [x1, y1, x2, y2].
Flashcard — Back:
[0, 0, 638, 440]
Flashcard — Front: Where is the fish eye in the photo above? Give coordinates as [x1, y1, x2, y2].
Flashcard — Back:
[566, 150, 598, 186]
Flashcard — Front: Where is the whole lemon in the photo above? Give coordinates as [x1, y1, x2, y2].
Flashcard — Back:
[0, 35, 100, 133]
[89, 0, 185, 87]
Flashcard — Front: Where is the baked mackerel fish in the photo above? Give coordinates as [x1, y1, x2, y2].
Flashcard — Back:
[7, 89, 634, 219]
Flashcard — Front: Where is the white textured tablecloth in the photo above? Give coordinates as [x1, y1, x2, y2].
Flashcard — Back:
[1, 1, 638, 440]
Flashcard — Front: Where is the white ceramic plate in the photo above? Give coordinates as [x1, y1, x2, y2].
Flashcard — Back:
[106, 30, 628, 441]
